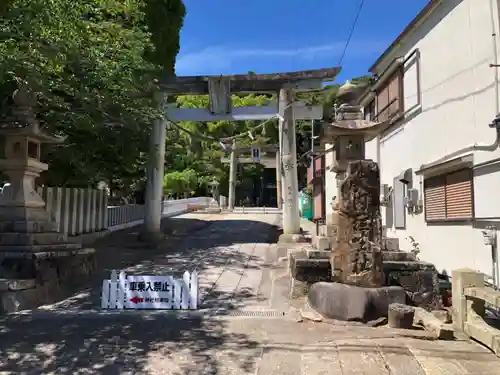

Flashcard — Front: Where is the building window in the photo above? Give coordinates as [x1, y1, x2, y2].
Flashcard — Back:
[375, 68, 404, 121]
[424, 169, 473, 222]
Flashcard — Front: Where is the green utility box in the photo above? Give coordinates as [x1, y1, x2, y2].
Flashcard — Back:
[299, 193, 313, 220]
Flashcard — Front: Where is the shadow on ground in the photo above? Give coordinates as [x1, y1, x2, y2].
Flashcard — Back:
[36, 215, 281, 311]
[1, 310, 497, 374]
[0, 300, 262, 374]
[0, 215, 285, 374]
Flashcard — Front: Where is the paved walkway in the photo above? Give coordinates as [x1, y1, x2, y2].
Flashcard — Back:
[0, 213, 499, 374]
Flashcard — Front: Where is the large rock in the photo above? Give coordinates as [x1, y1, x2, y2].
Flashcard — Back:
[308, 282, 406, 322]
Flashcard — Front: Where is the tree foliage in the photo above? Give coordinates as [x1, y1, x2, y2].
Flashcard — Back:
[163, 168, 197, 198]
[0, 0, 371, 203]
[0, 0, 185, 199]
[163, 94, 278, 197]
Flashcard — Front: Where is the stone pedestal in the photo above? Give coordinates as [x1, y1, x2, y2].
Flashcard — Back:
[0, 86, 96, 313]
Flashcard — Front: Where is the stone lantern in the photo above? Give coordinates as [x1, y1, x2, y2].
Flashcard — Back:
[208, 178, 222, 211]
[209, 178, 219, 198]
[322, 84, 392, 288]
[0, 87, 62, 230]
[0, 86, 96, 313]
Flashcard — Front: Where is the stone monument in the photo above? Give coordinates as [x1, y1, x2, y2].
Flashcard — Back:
[0, 84, 96, 313]
[303, 82, 443, 321]
[327, 104, 385, 287]
[304, 86, 407, 322]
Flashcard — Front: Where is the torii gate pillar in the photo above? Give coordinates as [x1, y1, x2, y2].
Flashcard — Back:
[276, 151, 282, 210]
[142, 96, 168, 242]
[228, 140, 237, 210]
[279, 88, 300, 235]
[156, 67, 341, 239]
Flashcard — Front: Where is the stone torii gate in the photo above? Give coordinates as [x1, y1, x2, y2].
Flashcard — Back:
[220, 143, 280, 210]
[142, 67, 341, 241]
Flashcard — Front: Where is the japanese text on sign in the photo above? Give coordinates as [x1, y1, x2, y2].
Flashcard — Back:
[128, 281, 170, 292]
[126, 275, 178, 309]
[101, 270, 199, 310]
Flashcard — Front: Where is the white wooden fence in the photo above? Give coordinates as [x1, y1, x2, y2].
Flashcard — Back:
[101, 269, 199, 310]
[37, 186, 109, 237]
[31, 186, 212, 237]
[106, 197, 212, 228]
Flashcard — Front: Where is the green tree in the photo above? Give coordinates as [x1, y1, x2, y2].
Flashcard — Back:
[0, 0, 185, 198]
[163, 168, 197, 198]
[165, 94, 278, 196]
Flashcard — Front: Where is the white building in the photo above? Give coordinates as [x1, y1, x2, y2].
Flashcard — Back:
[346, 0, 500, 280]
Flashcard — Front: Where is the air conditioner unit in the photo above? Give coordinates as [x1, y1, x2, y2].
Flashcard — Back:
[407, 188, 423, 214]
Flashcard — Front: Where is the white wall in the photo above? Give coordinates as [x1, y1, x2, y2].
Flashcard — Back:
[324, 143, 336, 224]
[368, 0, 500, 276]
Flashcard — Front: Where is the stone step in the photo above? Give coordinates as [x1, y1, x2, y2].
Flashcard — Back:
[382, 237, 399, 251]
[290, 256, 331, 283]
[311, 235, 329, 250]
[382, 251, 416, 262]
[382, 260, 436, 272]
[0, 232, 67, 246]
[0, 242, 83, 255]
[305, 248, 329, 259]
[0, 219, 57, 233]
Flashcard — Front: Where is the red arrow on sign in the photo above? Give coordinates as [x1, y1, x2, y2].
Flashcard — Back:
[130, 296, 142, 304]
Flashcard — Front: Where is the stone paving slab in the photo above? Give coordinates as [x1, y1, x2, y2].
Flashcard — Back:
[38, 213, 281, 311]
[1, 312, 499, 374]
[2, 212, 500, 374]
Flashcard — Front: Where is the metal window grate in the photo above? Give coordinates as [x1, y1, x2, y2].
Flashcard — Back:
[445, 169, 473, 220]
[424, 169, 473, 222]
[424, 176, 446, 221]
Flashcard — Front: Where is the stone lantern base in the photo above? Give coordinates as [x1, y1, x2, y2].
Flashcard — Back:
[0, 160, 96, 314]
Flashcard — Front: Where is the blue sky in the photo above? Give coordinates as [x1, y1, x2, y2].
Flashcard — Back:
[175, 0, 429, 83]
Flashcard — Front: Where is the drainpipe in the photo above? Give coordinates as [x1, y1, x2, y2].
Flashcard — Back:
[482, 226, 499, 289]
[418, 1, 500, 172]
[491, 0, 500, 114]
[376, 135, 381, 169]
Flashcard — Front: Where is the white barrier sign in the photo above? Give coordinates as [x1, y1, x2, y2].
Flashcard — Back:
[101, 270, 198, 310]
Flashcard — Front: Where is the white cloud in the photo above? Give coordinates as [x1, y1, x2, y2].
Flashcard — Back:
[175, 40, 384, 75]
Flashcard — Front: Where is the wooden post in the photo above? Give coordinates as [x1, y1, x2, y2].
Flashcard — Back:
[53, 187, 63, 232]
[76, 188, 85, 235]
[68, 188, 78, 235]
[84, 188, 92, 233]
[103, 191, 109, 229]
[280, 88, 300, 234]
[90, 188, 97, 232]
[60, 188, 71, 238]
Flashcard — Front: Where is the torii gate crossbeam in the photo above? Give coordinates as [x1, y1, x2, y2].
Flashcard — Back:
[142, 67, 341, 242]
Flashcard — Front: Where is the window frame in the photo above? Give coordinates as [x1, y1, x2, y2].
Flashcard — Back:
[374, 67, 404, 122]
[424, 168, 474, 223]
